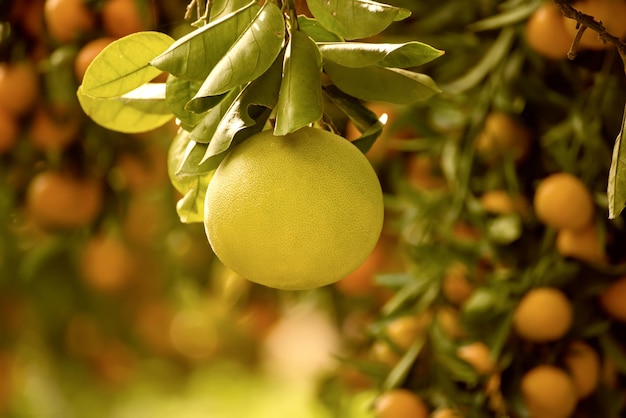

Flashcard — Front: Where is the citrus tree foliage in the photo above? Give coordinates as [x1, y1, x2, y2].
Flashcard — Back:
[77, 0, 443, 223]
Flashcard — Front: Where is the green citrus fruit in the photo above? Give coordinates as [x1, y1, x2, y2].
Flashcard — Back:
[204, 127, 384, 290]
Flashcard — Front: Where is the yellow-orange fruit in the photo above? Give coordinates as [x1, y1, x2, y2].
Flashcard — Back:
[564, 340, 600, 398]
[44, 0, 95, 43]
[520, 365, 577, 418]
[0, 61, 39, 116]
[101, 0, 154, 38]
[0, 109, 18, 154]
[475, 112, 532, 164]
[525, 2, 574, 60]
[28, 105, 81, 152]
[533, 172, 594, 230]
[374, 389, 429, 418]
[599, 276, 626, 321]
[79, 233, 136, 292]
[26, 170, 104, 229]
[556, 223, 607, 264]
[513, 287, 573, 342]
[457, 341, 495, 375]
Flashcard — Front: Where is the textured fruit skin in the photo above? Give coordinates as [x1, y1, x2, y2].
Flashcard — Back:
[204, 127, 384, 290]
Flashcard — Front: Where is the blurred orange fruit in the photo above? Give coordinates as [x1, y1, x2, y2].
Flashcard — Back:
[513, 287, 573, 342]
[102, 0, 155, 38]
[599, 276, 626, 321]
[28, 105, 81, 152]
[556, 223, 607, 264]
[44, 0, 95, 43]
[79, 232, 136, 292]
[520, 364, 578, 418]
[0, 61, 39, 116]
[405, 153, 447, 191]
[475, 112, 532, 164]
[26, 170, 104, 229]
[442, 263, 474, 305]
[456, 341, 495, 375]
[564, 340, 600, 398]
[0, 109, 19, 154]
[374, 388, 429, 418]
[479, 190, 530, 217]
[525, 2, 574, 60]
[533, 172, 594, 230]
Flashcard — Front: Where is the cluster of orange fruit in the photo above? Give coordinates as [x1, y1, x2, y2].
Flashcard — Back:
[327, 1, 626, 417]
[0, 0, 288, 410]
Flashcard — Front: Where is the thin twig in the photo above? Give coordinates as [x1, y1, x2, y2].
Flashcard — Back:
[553, 0, 626, 72]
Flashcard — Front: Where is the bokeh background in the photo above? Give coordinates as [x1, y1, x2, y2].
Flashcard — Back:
[2, 1, 626, 417]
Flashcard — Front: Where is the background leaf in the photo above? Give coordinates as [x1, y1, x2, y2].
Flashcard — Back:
[77, 84, 173, 133]
[80, 31, 174, 98]
[191, 2, 285, 101]
[318, 41, 443, 68]
[324, 61, 440, 104]
[274, 31, 323, 135]
[150, 2, 260, 81]
[306, 0, 410, 40]
[608, 104, 626, 219]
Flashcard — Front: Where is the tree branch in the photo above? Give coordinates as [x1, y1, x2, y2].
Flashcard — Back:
[553, 0, 626, 70]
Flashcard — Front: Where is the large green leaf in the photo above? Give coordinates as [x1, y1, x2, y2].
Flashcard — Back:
[306, 0, 410, 40]
[150, 2, 260, 81]
[176, 57, 282, 177]
[190, 87, 242, 144]
[191, 2, 285, 102]
[274, 31, 323, 135]
[77, 84, 173, 133]
[318, 41, 444, 68]
[200, 55, 283, 165]
[608, 104, 626, 219]
[297, 16, 343, 42]
[165, 76, 205, 131]
[208, 0, 254, 19]
[324, 61, 440, 104]
[80, 31, 174, 98]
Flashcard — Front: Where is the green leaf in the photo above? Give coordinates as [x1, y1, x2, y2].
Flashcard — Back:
[176, 140, 211, 176]
[324, 84, 383, 154]
[190, 87, 242, 144]
[77, 84, 174, 133]
[324, 61, 440, 104]
[80, 31, 174, 98]
[150, 2, 260, 81]
[191, 2, 285, 102]
[168, 128, 196, 194]
[318, 41, 444, 68]
[608, 104, 626, 219]
[306, 0, 411, 40]
[199, 57, 283, 166]
[297, 16, 343, 42]
[165, 76, 205, 130]
[208, 0, 254, 19]
[274, 30, 323, 136]
[176, 177, 211, 224]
